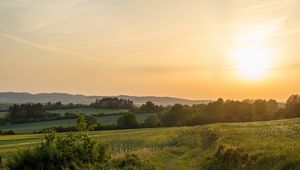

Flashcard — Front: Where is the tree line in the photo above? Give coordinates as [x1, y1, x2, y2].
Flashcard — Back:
[6, 103, 60, 123]
[161, 94, 300, 127]
[90, 98, 133, 109]
[0, 98, 135, 125]
[2, 95, 300, 133]
[114, 94, 300, 128]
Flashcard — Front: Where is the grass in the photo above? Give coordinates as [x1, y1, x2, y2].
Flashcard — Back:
[1, 118, 300, 169]
[0, 113, 155, 134]
[0, 108, 129, 119]
[0, 111, 8, 118]
[0, 108, 129, 133]
[0, 119, 77, 134]
[46, 107, 129, 115]
[200, 118, 300, 169]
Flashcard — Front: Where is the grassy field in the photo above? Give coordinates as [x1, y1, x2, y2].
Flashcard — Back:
[0, 108, 130, 133]
[0, 118, 300, 169]
[0, 113, 155, 134]
[0, 108, 129, 119]
[0, 119, 77, 134]
[0, 111, 8, 118]
[46, 108, 129, 115]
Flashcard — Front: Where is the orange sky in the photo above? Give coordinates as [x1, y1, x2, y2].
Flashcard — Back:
[0, 0, 300, 101]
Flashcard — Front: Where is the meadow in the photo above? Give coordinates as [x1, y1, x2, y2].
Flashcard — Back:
[0, 111, 155, 134]
[0, 118, 300, 169]
[0, 111, 8, 118]
[46, 108, 129, 115]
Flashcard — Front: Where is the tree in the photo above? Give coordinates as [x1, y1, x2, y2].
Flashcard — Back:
[286, 94, 300, 117]
[117, 112, 139, 129]
[144, 115, 160, 127]
[161, 104, 191, 126]
[76, 113, 87, 131]
[253, 100, 267, 120]
[7, 103, 52, 123]
[223, 100, 241, 122]
[266, 99, 278, 113]
[139, 101, 162, 113]
[76, 113, 99, 131]
[90, 98, 133, 109]
[238, 99, 254, 121]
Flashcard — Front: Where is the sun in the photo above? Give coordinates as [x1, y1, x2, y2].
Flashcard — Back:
[230, 44, 272, 80]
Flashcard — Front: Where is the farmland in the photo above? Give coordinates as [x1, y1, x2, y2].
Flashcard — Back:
[46, 108, 129, 115]
[0, 107, 153, 133]
[0, 111, 7, 118]
[0, 110, 155, 133]
[1, 118, 300, 169]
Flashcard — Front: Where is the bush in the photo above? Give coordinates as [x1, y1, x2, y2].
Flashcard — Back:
[7, 131, 108, 170]
[0, 130, 16, 135]
[107, 154, 157, 170]
[204, 144, 257, 170]
[6, 113, 157, 170]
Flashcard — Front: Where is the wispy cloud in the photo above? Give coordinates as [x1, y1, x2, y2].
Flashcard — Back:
[245, 0, 296, 12]
[0, 0, 92, 33]
[0, 32, 100, 61]
[274, 29, 300, 37]
[233, 0, 299, 45]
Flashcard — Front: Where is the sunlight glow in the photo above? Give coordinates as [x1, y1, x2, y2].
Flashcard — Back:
[230, 44, 273, 80]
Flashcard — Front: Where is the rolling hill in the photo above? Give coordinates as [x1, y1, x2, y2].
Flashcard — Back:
[0, 92, 211, 110]
[0, 118, 300, 169]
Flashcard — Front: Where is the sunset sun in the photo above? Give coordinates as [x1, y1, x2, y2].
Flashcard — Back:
[231, 44, 273, 80]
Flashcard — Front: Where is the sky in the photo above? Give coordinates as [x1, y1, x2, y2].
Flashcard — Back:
[0, 0, 300, 101]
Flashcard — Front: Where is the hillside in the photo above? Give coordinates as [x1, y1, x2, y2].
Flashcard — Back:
[0, 92, 211, 110]
[0, 118, 300, 169]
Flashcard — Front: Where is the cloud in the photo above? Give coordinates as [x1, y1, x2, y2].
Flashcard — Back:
[233, 0, 300, 45]
[124, 63, 226, 75]
[273, 63, 300, 70]
[245, 0, 296, 12]
[273, 28, 300, 37]
[0, 0, 91, 33]
[235, 16, 286, 43]
[0, 32, 100, 61]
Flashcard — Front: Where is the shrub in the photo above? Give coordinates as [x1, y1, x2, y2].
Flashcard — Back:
[0, 130, 16, 135]
[6, 113, 157, 170]
[107, 154, 157, 170]
[204, 144, 257, 170]
[7, 131, 108, 170]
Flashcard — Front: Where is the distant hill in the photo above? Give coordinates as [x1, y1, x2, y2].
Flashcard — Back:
[0, 92, 211, 110]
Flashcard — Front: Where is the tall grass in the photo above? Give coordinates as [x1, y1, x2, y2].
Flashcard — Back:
[1, 118, 300, 169]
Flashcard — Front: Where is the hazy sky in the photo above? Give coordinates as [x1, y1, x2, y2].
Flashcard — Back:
[1, 0, 300, 101]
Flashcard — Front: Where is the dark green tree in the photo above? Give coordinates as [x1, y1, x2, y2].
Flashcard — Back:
[117, 112, 139, 129]
[286, 94, 300, 117]
[144, 115, 160, 127]
[139, 101, 162, 113]
[76, 113, 99, 131]
[161, 104, 191, 126]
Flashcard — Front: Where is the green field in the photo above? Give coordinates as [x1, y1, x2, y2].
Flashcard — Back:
[0, 113, 155, 134]
[46, 108, 129, 115]
[0, 111, 8, 118]
[0, 118, 300, 169]
[0, 119, 76, 134]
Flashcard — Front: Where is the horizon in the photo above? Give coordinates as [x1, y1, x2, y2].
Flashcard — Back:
[0, 91, 290, 102]
[1, 0, 300, 101]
